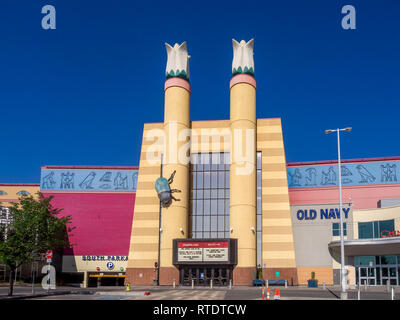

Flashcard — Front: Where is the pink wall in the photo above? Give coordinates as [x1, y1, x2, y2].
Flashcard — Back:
[42, 192, 135, 256]
[289, 184, 400, 209]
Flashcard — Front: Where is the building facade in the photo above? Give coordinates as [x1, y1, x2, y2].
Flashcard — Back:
[40, 166, 138, 287]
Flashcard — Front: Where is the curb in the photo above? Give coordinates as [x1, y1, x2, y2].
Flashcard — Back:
[0, 290, 95, 300]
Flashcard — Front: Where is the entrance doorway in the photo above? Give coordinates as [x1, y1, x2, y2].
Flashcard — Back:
[358, 267, 376, 285]
[179, 266, 233, 286]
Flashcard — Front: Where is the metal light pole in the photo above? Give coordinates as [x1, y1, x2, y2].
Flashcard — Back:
[325, 127, 352, 300]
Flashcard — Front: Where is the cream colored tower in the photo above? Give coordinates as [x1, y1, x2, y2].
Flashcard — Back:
[159, 42, 191, 284]
[229, 39, 257, 284]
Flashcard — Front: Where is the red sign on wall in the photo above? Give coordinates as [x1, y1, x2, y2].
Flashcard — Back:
[178, 242, 228, 248]
[380, 230, 400, 238]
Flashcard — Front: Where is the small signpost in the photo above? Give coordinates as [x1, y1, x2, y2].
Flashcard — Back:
[46, 250, 53, 263]
[45, 250, 52, 292]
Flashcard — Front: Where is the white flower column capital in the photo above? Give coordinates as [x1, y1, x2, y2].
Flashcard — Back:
[232, 39, 254, 76]
[165, 41, 190, 81]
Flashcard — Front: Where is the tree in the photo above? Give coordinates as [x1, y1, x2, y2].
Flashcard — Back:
[0, 192, 73, 296]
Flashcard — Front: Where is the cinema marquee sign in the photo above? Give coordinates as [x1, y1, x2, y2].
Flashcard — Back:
[173, 239, 237, 265]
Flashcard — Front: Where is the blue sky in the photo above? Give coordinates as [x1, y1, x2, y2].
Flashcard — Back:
[1, 0, 399, 183]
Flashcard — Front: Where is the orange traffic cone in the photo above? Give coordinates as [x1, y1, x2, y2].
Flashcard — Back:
[274, 289, 281, 300]
[266, 288, 270, 300]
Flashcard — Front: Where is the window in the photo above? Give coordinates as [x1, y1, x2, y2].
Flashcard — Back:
[17, 190, 30, 196]
[190, 153, 230, 239]
[332, 222, 347, 236]
[256, 151, 262, 267]
[358, 220, 395, 239]
[0, 190, 7, 195]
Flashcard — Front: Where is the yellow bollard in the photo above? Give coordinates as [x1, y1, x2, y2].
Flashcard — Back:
[126, 282, 130, 292]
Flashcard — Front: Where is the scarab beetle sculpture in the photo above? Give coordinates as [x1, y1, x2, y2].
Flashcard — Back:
[155, 170, 181, 208]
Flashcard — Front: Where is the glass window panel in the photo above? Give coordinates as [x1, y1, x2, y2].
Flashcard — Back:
[211, 200, 218, 214]
[357, 256, 375, 266]
[225, 173, 230, 189]
[373, 221, 379, 238]
[203, 216, 210, 231]
[379, 219, 395, 237]
[257, 214, 262, 232]
[197, 172, 203, 189]
[257, 199, 262, 214]
[203, 231, 210, 239]
[192, 231, 199, 239]
[211, 232, 218, 238]
[204, 200, 210, 215]
[218, 153, 225, 170]
[218, 215, 224, 231]
[381, 256, 397, 265]
[197, 190, 203, 199]
[210, 190, 218, 199]
[196, 200, 203, 215]
[203, 189, 210, 199]
[191, 153, 198, 166]
[204, 172, 211, 189]
[225, 199, 230, 214]
[218, 199, 225, 215]
[218, 171, 225, 188]
[211, 216, 218, 231]
[203, 153, 210, 171]
[217, 232, 225, 238]
[225, 216, 229, 231]
[225, 231, 230, 238]
[218, 189, 225, 198]
[257, 152, 262, 170]
[196, 216, 203, 232]
[358, 222, 373, 239]
[257, 187, 262, 198]
[192, 172, 197, 189]
[211, 172, 218, 188]
[382, 268, 388, 277]
[191, 215, 197, 231]
[225, 189, 231, 199]
[191, 200, 196, 215]
[257, 171, 262, 187]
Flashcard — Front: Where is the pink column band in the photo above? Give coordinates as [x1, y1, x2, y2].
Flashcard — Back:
[230, 74, 257, 90]
[164, 77, 191, 93]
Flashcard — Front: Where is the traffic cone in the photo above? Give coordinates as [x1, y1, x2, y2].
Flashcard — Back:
[274, 289, 281, 300]
[266, 288, 270, 300]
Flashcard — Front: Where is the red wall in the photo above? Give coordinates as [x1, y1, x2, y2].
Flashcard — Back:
[42, 192, 135, 256]
[289, 184, 400, 209]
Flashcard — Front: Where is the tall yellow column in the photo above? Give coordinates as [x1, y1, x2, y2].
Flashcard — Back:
[230, 73, 257, 285]
[159, 77, 191, 285]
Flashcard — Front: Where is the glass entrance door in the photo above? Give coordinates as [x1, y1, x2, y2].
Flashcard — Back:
[381, 267, 398, 285]
[358, 267, 376, 285]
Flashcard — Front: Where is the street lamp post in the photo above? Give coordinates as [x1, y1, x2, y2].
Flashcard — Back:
[325, 127, 352, 300]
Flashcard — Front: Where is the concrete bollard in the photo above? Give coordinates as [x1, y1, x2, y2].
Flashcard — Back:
[358, 287, 360, 300]
[229, 279, 232, 289]
[192, 279, 194, 289]
[173, 279, 176, 289]
[392, 287, 394, 300]
[266, 280, 269, 289]
[323, 281, 326, 290]
[210, 279, 213, 289]
[285, 280, 288, 288]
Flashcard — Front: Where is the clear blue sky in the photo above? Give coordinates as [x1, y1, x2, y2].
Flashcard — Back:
[1, 0, 399, 183]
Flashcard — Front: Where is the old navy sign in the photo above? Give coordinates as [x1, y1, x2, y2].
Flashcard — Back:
[296, 207, 351, 221]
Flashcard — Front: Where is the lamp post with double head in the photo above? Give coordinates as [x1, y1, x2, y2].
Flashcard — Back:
[325, 127, 352, 300]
